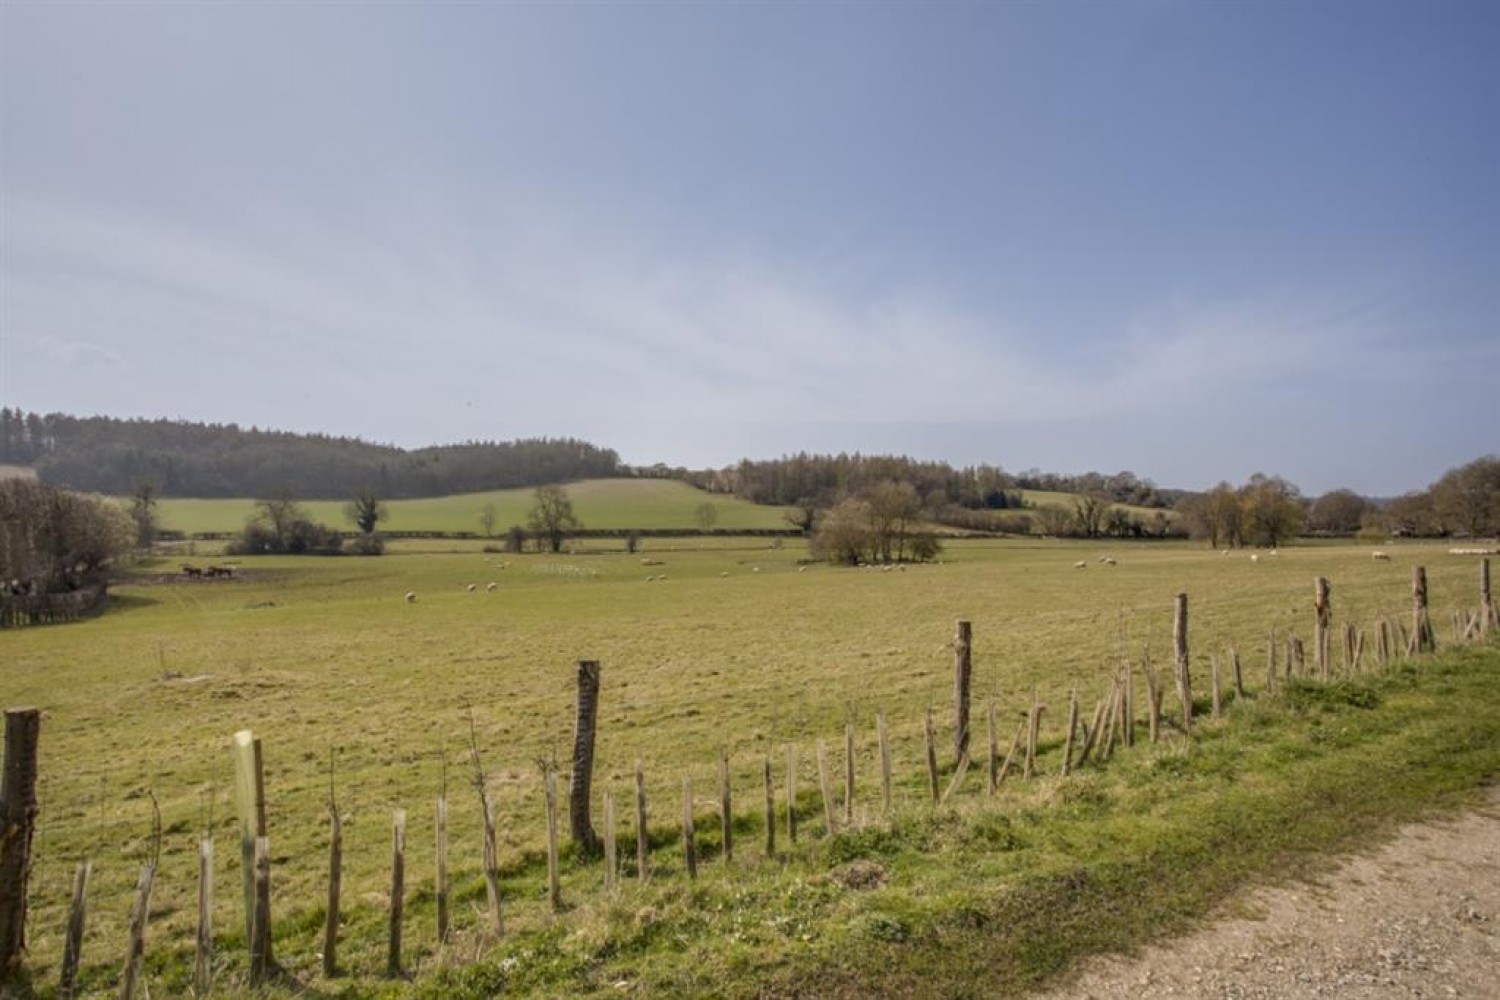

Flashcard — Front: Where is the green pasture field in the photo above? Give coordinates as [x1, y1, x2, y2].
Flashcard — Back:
[2, 538, 1496, 997]
[150, 479, 791, 535]
[1018, 488, 1176, 522]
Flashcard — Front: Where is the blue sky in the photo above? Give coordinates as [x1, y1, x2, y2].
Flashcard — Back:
[2, 1, 1495, 495]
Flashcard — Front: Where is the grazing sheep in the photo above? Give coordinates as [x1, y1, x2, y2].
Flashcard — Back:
[1250, 554, 1260, 563]
[719, 571, 729, 577]
[466, 583, 477, 593]
[752, 566, 761, 573]
[1372, 551, 1390, 561]
[1103, 557, 1117, 566]
[798, 566, 807, 573]
[405, 591, 417, 603]
[486, 582, 498, 591]
[1074, 560, 1087, 569]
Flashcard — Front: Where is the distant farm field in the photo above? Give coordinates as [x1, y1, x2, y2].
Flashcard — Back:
[2, 538, 1496, 996]
[151, 478, 791, 535]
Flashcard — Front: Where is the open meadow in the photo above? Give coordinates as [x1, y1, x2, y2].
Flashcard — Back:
[3, 537, 1498, 997]
[151, 480, 791, 536]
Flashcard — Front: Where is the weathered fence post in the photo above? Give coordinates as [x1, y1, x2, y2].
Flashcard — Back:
[0, 707, 40, 987]
[985, 702, 998, 795]
[118, 861, 157, 1000]
[603, 791, 617, 894]
[435, 792, 448, 945]
[195, 839, 212, 996]
[1314, 577, 1332, 680]
[570, 660, 602, 854]
[953, 620, 973, 762]
[815, 740, 837, 835]
[1210, 655, 1223, 719]
[1481, 558, 1494, 637]
[1061, 687, 1079, 776]
[924, 708, 940, 803]
[1230, 646, 1245, 699]
[1023, 691, 1043, 780]
[997, 718, 1025, 784]
[635, 757, 649, 883]
[763, 758, 775, 858]
[544, 765, 562, 912]
[718, 747, 733, 863]
[59, 860, 90, 999]
[1123, 657, 1136, 747]
[1266, 630, 1277, 690]
[785, 746, 798, 844]
[248, 837, 270, 989]
[387, 810, 406, 979]
[325, 796, 342, 975]
[844, 723, 856, 827]
[878, 713, 893, 812]
[1173, 594, 1193, 731]
[1412, 566, 1436, 654]
[681, 777, 697, 880]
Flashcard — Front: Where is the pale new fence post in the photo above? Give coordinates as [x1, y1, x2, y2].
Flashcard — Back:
[1173, 594, 1193, 731]
[195, 839, 212, 996]
[231, 730, 269, 953]
[953, 620, 973, 762]
[0, 707, 40, 988]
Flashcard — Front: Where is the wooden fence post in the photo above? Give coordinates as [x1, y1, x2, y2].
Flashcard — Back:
[1314, 577, 1332, 680]
[59, 860, 90, 999]
[985, 703, 998, 795]
[435, 793, 448, 945]
[924, 708, 940, 803]
[1061, 688, 1079, 777]
[544, 765, 562, 912]
[118, 862, 157, 1000]
[231, 730, 267, 951]
[1412, 566, 1436, 654]
[878, 713, 893, 812]
[718, 747, 733, 863]
[1481, 558, 1493, 637]
[844, 723, 856, 827]
[681, 777, 697, 880]
[785, 746, 797, 844]
[603, 791, 617, 895]
[0, 707, 40, 987]
[570, 660, 602, 854]
[635, 757, 649, 883]
[1173, 594, 1193, 731]
[1123, 657, 1136, 747]
[195, 840, 212, 996]
[324, 802, 342, 975]
[387, 811, 406, 979]
[1230, 646, 1245, 699]
[1210, 655, 1222, 719]
[815, 740, 837, 835]
[1023, 691, 1043, 780]
[248, 837, 270, 988]
[953, 620, 973, 762]
[763, 758, 775, 858]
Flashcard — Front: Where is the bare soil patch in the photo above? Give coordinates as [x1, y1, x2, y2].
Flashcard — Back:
[1037, 785, 1500, 999]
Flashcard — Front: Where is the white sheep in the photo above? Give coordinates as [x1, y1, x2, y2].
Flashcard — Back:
[1372, 551, 1390, 561]
[466, 583, 476, 593]
[1103, 557, 1117, 566]
[486, 581, 498, 591]
[798, 566, 807, 573]
[719, 571, 729, 577]
[1074, 560, 1087, 569]
[1250, 553, 1260, 563]
[405, 591, 417, 603]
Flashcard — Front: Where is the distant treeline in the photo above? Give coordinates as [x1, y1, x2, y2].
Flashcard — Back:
[704, 453, 1179, 511]
[0, 409, 621, 499]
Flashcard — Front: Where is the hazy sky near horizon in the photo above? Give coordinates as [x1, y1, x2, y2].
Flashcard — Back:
[2, 1, 1496, 495]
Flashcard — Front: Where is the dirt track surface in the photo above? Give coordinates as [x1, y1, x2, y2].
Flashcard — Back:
[1037, 786, 1500, 1000]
